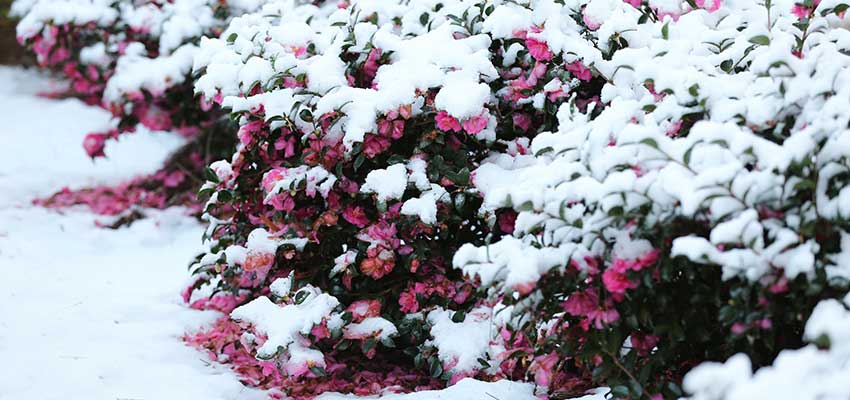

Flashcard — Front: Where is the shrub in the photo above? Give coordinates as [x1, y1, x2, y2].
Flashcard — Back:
[183, 0, 604, 396]
[451, 0, 850, 398]
[12, 0, 258, 216]
[11, 0, 263, 157]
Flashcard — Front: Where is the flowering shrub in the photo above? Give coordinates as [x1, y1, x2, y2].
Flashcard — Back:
[16, 0, 850, 397]
[11, 0, 262, 157]
[183, 0, 608, 396]
[450, 0, 850, 398]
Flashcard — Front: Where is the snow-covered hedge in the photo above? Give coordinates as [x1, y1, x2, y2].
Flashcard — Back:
[12, 0, 258, 216]
[185, 0, 850, 398]
[17, 0, 850, 398]
[447, 0, 850, 398]
[12, 0, 262, 157]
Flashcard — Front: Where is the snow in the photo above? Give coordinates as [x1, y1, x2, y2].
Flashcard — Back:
[0, 66, 186, 205]
[230, 287, 340, 359]
[426, 307, 496, 374]
[0, 67, 261, 400]
[317, 378, 538, 400]
[361, 164, 409, 202]
[343, 317, 399, 340]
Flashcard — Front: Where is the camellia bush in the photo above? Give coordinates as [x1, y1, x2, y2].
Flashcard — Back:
[448, 0, 850, 399]
[184, 0, 850, 399]
[181, 0, 613, 395]
[11, 0, 260, 216]
[15, 0, 850, 398]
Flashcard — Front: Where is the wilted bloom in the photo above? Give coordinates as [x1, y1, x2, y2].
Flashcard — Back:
[83, 132, 108, 158]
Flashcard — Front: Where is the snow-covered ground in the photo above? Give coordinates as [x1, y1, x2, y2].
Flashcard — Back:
[0, 67, 539, 400]
[0, 66, 264, 400]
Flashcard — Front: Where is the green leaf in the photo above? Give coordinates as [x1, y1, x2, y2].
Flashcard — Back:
[226, 33, 238, 43]
[749, 35, 770, 46]
[683, 146, 694, 166]
[661, 22, 669, 40]
[299, 108, 313, 122]
[640, 137, 659, 149]
[535, 146, 554, 156]
[294, 289, 310, 305]
[688, 83, 699, 97]
[203, 167, 219, 183]
[309, 366, 327, 377]
[611, 385, 630, 398]
[217, 190, 232, 203]
[451, 310, 467, 323]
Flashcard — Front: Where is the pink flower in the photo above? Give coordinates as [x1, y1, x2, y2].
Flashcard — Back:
[163, 171, 185, 188]
[630, 333, 659, 355]
[565, 61, 593, 81]
[793, 0, 819, 18]
[586, 307, 620, 329]
[363, 48, 382, 80]
[582, 10, 602, 30]
[731, 322, 748, 335]
[602, 268, 636, 295]
[398, 290, 419, 313]
[791, 3, 811, 18]
[83, 132, 108, 158]
[695, 0, 721, 12]
[435, 111, 462, 132]
[238, 120, 264, 146]
[342, 206, 370, 228]
[363, 134, 391, 158]
[562, 289, 598, 316]
[347, 299, 382, 322]
[624, 0, 641, 7]
[498, 209, 517, 233]
[462, 112, 489, 134]
[513, 113, 533, 132]
[525, 37, 552, 61]
[529, 352, 559, 387]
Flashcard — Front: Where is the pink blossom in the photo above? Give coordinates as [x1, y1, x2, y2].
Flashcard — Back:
[565, 61, 593, 81]
[462, 112, 489, 134]
[498, 209, 517, 233]
[513, 113, 533, 131]
[586, 307, 620, 329]
[582, 10, 602, 31]
[529, 352, 559, 387]
[731, 322, 748, 335]
[398, 290, 419, 313]
[435, 111, 462, 132]
[602, 268, 637, 295]
[562, 289, 599, 317]
[342, 205, 370, 227]
[630, 333, 659, 355]
[363, 134, 391, 158]
[163, 170, 185, 188]
[695, 0, 721, 12]
[363, 48, 382, 80]
[793, 0, 820, 18]
[83, 132, 108, 158]
[525, 37, 552, 61]
[347, 299, 382, 322]
[624, 0, 641, 7]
